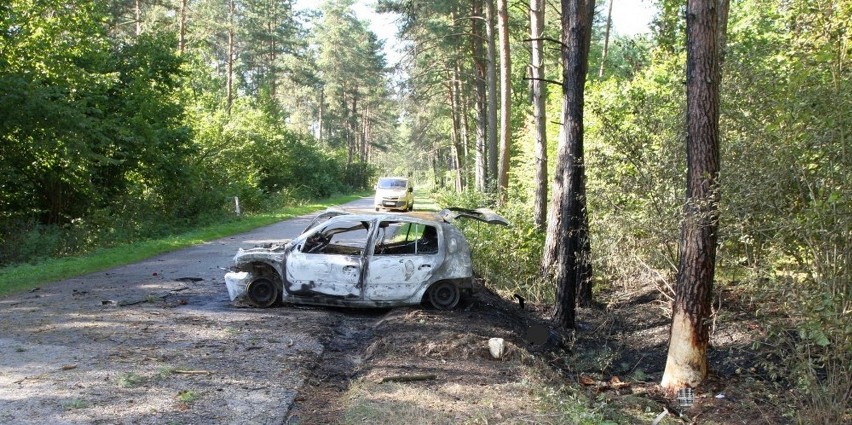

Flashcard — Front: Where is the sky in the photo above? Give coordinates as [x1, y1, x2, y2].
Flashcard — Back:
[295, 0, 658, 66]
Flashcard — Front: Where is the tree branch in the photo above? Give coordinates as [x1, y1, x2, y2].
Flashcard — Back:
[523, 37, 567, 50]
[523, 76, 563, 86]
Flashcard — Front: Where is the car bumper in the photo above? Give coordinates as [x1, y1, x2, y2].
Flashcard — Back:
[224, 271, 251, 303]
[376, 199, 407, 208]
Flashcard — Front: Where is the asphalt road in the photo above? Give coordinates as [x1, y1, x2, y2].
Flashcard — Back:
[0, 196, 375, 425]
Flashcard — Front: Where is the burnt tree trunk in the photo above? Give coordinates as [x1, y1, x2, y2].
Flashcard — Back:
[543, 0, 595, 329]
[661, 0, 728, 390]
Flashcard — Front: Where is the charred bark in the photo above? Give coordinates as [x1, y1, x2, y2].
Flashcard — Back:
[544, 0, 595, 329]
[661, 0, 728, 390]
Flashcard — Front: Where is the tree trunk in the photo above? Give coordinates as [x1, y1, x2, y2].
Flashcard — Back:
[226, 0, 235, 112]
[318, 86, 325, 142]
[472, 0, 488, 192]
[598, 0, 613, 78]
[485, 0, 499, 193]
[543, 0, 595, 330]
[661, 0, 728, 390]
[457, 61, 470, 189]
[496, 0, 511, 203]
[178, 0, 187, 54]
[530, 0, 547, 229]
[269, 22, 278, 99]
[135, 0, 142, 36]
[448, 73, 463, 192]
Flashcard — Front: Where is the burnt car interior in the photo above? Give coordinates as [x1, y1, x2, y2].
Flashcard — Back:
[302, 219, 439, 257]
[374, 221, 438, 255]
[302, 219, 371, 256]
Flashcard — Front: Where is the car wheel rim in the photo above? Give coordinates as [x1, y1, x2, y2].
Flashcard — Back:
[429, 282, 459, 310]
[247, 278, 277, 308]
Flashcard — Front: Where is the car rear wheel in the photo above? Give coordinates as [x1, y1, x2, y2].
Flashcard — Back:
[247, 277, 278, 308]
[428, 281, 460, 310]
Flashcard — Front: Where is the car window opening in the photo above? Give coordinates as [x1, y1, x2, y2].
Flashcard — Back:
[374, 222, 438, 255]
[303, 220, 370, 256]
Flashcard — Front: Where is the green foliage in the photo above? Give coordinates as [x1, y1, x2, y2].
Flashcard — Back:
[581, 48, 686, 289]
[434, 189, 550, 303]
[0, 0, 384, 267]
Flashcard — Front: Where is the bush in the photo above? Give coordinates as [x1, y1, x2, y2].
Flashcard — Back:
[433, 189, 550, 303]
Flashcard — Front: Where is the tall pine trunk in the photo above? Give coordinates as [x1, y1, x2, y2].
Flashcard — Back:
[178, 0, 187, 54]
[496, 0, 512, 202]
[661, 0, 729, 390]
[448, 70, 464, 192]
[598, 0, 613, 78]
[472, 0, 488, 192]
[226, 0, 235, 112]
[530, 0, 547, 229]
[543, 0, 595, 329]
[485, 0, 499, 193]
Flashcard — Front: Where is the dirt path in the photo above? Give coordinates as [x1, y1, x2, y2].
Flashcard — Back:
[0, 198, 379, 425]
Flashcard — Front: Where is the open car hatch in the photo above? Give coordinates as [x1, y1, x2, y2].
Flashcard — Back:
[439, 207, 509, 226]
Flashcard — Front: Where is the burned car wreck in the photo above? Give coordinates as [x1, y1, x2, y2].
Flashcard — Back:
[225, 207, 508, 310]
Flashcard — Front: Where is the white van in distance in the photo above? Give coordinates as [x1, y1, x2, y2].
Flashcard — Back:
[374, 177, 413, 211]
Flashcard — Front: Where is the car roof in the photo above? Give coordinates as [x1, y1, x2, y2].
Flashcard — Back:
[318, 207, 508, 225]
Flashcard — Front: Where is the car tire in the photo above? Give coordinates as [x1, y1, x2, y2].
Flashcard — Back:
[246, 278, 278, 308]
[428, 281, 460, 310]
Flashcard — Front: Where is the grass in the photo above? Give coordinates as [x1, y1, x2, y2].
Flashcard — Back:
[0, 193, 366, 297]
[118, 372, 147, 388]
[337, 362, 647, 425]
[62, 399, 89, 410]
[177, 390, 200, 404]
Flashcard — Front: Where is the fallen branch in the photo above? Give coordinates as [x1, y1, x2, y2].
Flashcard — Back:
[172, 370, 212, 375]
[377, 374, 436, 384]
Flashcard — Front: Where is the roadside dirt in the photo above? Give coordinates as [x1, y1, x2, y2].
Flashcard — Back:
[288, 282, 791, 424]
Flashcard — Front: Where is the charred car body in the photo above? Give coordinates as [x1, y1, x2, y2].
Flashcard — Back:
[225, 208, 508, 310]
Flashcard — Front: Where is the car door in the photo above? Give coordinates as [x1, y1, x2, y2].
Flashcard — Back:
[363, 220, 441, 301]
[285, 218, 371, 298]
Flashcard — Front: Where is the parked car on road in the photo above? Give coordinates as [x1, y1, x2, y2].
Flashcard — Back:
[225, 207, 508, 310]
[374, 177, 414, 211]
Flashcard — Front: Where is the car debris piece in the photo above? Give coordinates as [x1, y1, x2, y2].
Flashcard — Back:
[224, 207, 509, 310]
[488, 338, 505, 359]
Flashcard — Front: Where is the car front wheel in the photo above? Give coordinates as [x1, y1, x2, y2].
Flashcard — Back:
[247, 277, 278, 308]
[428, 281, 460, 310]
